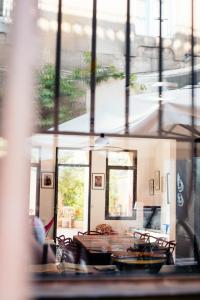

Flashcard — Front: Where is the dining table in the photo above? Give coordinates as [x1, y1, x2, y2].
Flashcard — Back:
[73, 234, 149, 265]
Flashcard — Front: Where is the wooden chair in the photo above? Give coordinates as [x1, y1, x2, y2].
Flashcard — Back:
[56, 235, 72, 248]
[140, 233, 150, 243]
[56, 235, 80, 264]
[133, 231, 143, 239]
[150, 238, 176, 264]
[77, 231, 102, 235]
[133, 231, 150, 241]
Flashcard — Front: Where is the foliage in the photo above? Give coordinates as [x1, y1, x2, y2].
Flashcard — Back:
[38, 52, 146, 129]
[58, 167, 85, 221]
[38, 64, 85, 129]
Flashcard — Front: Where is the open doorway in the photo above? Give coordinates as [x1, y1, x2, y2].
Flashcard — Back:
[55, 149, 89, 239]
[29, 148, 41, 216]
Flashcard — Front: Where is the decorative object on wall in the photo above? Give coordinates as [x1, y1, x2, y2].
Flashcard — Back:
[41, 172, 54, 189]
[92, 173, 105, 190]
[166, 172, 171, 204]
[154, 170, 160, 190]
[161, 175, 165, 193]
[149, 179, 154, 196]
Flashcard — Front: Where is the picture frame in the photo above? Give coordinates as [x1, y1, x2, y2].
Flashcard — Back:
[41, 172, 54, 189]
[92, 173, 105, 190]
[149, 179, 154, 196]
[166, 172, 170, 204]
[154, 170, 160, 190]
[161, 175, 165, 193]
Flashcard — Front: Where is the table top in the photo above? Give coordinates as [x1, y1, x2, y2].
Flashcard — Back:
[74, 234, 147, 254]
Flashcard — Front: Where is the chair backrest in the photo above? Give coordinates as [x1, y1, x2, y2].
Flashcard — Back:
[77, 230, 101, 235]
[133, 231, 144, 239]
[56, 235, 72, 248]
[142, 233, 150, 242]
[166, 240, 176, 254]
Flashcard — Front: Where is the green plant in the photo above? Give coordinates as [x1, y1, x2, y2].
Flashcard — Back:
[58, 168, 85, 221]
[38, 64, 85, 129]
[37, 52, 145, 129]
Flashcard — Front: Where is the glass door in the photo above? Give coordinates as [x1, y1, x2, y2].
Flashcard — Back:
[56, 149, 89, 239]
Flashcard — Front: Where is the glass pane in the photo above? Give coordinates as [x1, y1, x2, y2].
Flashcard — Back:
[95, 0, 126, 133]
[162, 0, 192, 137]
[129, 0, 159, 136]
[58, 149, 89, 165]
[58, 0, 92, 132]
[108, 169, 134, 217]
[193, 0, 199, 134]
[108, 151, 135, 166]
[36, 0, 58, 130]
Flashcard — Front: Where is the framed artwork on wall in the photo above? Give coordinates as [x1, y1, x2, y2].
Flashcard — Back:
[154, 170, 160, 190]
[92, 173, 105, 190]
[41, 172, 54, 189]
[149, 179, 154, 196]
[166, 172, 171, 204]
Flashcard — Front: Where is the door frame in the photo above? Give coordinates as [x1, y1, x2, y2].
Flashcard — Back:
[30, 147, 41, 217]
[53, 147, 91, 241]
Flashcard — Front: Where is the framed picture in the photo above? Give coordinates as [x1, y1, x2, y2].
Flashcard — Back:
[41, 172, 54, 189]
[92, 173, 105, 190]
[166, 172, 170, 204]
[149, 179, 154, 196]
[154, 170, 160, 190]
[161, 175, 165, 193]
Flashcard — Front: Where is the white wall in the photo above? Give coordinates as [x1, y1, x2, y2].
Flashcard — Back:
[90, 138, 176, 239]
[36, 137, 176, 240]
[39, 143, 56, 237]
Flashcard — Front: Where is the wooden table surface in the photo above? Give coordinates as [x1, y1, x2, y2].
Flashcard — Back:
[74, 234, 146, 254]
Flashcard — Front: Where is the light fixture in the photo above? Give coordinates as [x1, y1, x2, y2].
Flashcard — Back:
[95, 133, 110, 146]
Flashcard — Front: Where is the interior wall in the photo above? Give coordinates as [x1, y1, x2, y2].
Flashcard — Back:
[37, 137, 176, 240]
[90, 138, 176, 239]
[39, 144, 56, 237]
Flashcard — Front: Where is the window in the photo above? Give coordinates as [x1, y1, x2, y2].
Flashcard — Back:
[105, 151, 137, 219]
[0, 0, 13, 19]
[132, 0, 173, 37]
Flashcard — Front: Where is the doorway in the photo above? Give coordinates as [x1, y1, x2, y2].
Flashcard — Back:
[29, 148, 41, 216]
[55, 149, 90, 239]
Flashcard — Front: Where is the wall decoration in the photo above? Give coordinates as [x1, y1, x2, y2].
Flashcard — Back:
[92, 173, 105, 190]
[149, 179, 154, 196]
[166, 172, 171, 204]
[154, 170, 160, 190]
[41, 172, 54, 189]
[161, 175, 165, 193]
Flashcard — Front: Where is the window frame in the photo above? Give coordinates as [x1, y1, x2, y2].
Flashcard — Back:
[105, 150, 137, 220]
[54, 147, 91, 240]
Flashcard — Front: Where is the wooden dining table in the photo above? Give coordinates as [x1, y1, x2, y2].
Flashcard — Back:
[73, 234, 148, 265]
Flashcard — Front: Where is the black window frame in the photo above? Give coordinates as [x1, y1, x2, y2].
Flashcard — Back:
[105, 150, 137, 220]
